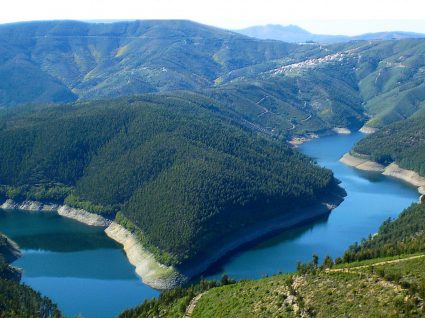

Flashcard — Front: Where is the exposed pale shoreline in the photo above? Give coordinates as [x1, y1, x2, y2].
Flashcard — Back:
[289, 127, 352, 147]
[0, 199, 180, 289]
[332, 127, 351, 135]
[359, 126, 378, 134]
[105, 222, 185, 289]
[340, 153, 425, 198]
[0, 195, 345, 289]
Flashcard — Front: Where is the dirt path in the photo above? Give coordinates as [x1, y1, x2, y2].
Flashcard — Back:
[183, 292, 205, 318]
[301, 114, 312, 122]
[328, 254, 425, 273]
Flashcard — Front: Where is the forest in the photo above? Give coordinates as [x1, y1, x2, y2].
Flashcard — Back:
[0, 95, 341, 265]
[353, 114, 425, 176]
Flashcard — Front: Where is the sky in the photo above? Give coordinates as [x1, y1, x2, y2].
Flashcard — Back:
[1, 0, 425, 35]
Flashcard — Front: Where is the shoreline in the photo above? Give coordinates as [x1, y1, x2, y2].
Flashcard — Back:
[104, 222, 186, 289]
[340, 153, 425, 198]
[289, 126, 354, 147]
[177, 193, 345, 281]
[0, 193, 345, 289]
[0, 199, 180, 289]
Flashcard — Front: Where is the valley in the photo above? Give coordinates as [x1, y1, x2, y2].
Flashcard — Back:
[0, 19, 424, 317]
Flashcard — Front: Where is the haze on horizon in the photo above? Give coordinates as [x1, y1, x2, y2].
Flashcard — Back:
[1, 0, 425, 36]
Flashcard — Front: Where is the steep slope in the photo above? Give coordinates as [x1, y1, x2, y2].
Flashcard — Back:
[2, 20, 425, 132]
[343, 203, 425, 262]
[354, 39, 425, 128]
[0, 96, 343, 267]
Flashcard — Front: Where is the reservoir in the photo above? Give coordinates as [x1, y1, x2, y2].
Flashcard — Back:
[205, 132, 419, 280]
[0, 132, 420, 316]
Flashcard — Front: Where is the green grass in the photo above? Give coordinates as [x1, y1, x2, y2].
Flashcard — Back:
[192, 275, 294, 318]
[190, 256, 425, 318]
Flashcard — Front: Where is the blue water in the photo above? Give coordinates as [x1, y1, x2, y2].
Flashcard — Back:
[205, 132, 419, 280]
[0, 210, 159, 318]
[0, 132, 419, 316]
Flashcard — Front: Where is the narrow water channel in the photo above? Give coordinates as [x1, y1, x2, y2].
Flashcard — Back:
[205, 132, 419, 280]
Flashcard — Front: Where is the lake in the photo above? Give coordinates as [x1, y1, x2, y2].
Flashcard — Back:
[0, 132, 419, 316]
[205, 132, 419, 280]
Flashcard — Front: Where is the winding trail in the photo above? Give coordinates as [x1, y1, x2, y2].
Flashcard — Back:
[256, 95, 272, 117]
[328, 254, 425, 273]
[301, 114, 312, 122]
[183, 292, 206, 318]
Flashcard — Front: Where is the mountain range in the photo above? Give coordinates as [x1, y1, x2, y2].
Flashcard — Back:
[236, 24, 425, 43]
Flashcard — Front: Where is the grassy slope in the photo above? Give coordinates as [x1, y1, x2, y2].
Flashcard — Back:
[192, 261, 424, 318]
[120, 256, 425, 318]
[119, 204, 425, 318]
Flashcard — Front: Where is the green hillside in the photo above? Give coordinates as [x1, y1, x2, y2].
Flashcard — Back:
[0, 20, 298, 106]
[0, 95, 342, 265]
[343, 203, 425, 262]
[352, 39, 425, 127]
[120, 204, 425, 318]
[352, 114, 425, 176]
[3, 20, 425, 133]
[0, 20, 371, 136]
[222, 38, 425, 129]
[2, 20, 425, 134]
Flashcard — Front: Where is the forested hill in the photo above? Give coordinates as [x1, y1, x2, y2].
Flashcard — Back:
[352, 114, 425, 176]
[0, 95, 342, 265]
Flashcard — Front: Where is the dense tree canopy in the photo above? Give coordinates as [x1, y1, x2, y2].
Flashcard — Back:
[353, 114, 425, 176]
[0, 96, 340, 264]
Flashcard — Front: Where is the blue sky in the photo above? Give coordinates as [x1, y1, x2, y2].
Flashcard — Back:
[2, 0, 425, 35]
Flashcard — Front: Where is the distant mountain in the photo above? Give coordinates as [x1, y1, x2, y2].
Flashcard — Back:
[235, 24, 346, 43]
[236, 24, 425, 43]
[0, 20, 297, 107]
